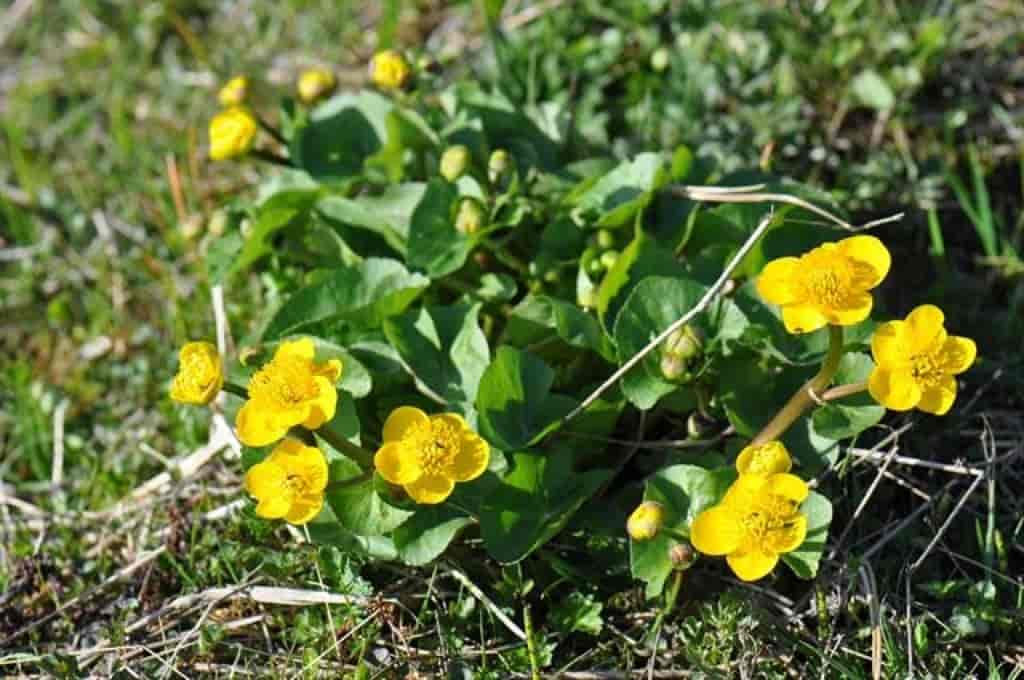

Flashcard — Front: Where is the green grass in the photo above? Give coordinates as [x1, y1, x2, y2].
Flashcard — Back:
[2, 0, 1024, 676]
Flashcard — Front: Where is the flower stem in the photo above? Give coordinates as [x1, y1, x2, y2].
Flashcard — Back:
[250, 149, 292, 167]
[325, 470, 372, 492]
[314, 426, 375, 471]
[751, 325, 844, 446]
[222, 382, 248, 398]
[820, 381, 867, 402]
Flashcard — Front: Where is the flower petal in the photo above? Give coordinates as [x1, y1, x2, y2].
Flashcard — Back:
[871, 320, 909, 367]
[276, 338, 315, 362]
[691, 505, 745, 556]
[766, 473, 809, 503]
[245, 462, 292, 519]
[756, 257, 801, 305]
[285, 494, 323, 525]
[374, 442, 422, 485]
[768, 515, 808, 554]
[449, 433, 490, 482]
[723, 474, 768, 507]
[735, 441, 792, 476]
[940, 336, 976, 375]
[828, 292, 873, 326]
[315, 358, 343, 384]
[917, 375, 957, 415]
[404, 474, 455, 504]
[727, 545, 780, 582]
[906, 305, 947, 353]
[236, 400, 290, 447]
[273, 440, 328, 493]
[383, 406, 429, 443]
[302, 376, 338, 430]
[782, 304, 829, 334]
[868, 367, 922, 411]
[838, 235, 891, 289]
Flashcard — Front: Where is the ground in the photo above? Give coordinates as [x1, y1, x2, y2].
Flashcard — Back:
[1, 1, 1023, 677]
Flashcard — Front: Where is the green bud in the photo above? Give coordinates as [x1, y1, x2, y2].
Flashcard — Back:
[488, 149, 513, 185]
[686, 411, 713, 439]
[627, 501, 665, 541]
[599, 249, 619, 270]
[586, 257, 605, 276]
[665, 325, 703, 360]
[596, 229, 616, 250]
[669, 542, 696, 569]
[455, 198, 485, 235]
[578, 287, 598, 309]
[440, 145, 471, 182]
[651, 47, 671, 72]
[660, 352, 690, 383]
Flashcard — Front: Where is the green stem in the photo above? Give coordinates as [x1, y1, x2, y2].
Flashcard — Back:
[222, 382, 248, 398]
[325, 470, 372, 492]
[751, 325, 844, 446]
[255, 114, 288, 147]
[313, 426, 375, 471]
[480, 237, 528, 275]
[250, 149, 292, 167]
[820, 381, 867, 402]
[524, 604, 540, 680]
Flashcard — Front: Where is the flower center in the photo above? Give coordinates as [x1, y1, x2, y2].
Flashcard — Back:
[910, 352, 943, 388]
[740, 495, 798, 540]
[248, 356, 318, 408]
[286, 473, 309, 496]
[797, 248, 858, 307]
[407, 419, 460, 476]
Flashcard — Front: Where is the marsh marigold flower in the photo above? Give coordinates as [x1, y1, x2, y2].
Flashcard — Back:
[756, 235, 891, 334]
[235, 338, 342, 447]
[170, 341, 223, 405]
[691, 471, 809, 582]
[370, 49, 411, 90]
[297, 66, 336, 104]
[209, 107, 257, 161]
[627, 501, 665, 541]
[735, 440, 792, 476]
[868, 304, 976, 415]
[244, 439, 328, 524]
[374, 407, 489, 504]
[218, 76, 248, 106]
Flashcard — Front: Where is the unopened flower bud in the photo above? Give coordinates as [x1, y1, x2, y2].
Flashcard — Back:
[651, 47, 671, 73]
[578, 287, 598, 309]
[238, 346, 262, 367]
[455, 198, 485, 235]
[627, 501, 665, 541]
[665, 325, 703, 361]
[297, 66, 337, 104]
[686, 411, 714, 440]
[180, 214, 204, 240]
[370, 49, 411, 90]
[488, 149, 513, 185]
[209, 107, 257, 161]
[599, 250, 619, 270]
[660, 352, 691, 383]
[440, 145, 471, 182]
[218, 76, 248, 107]
[669, 542, 696, 569]
[596, 229, 616, 250]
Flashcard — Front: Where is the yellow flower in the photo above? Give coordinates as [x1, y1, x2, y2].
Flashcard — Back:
[374, 407, 490, 504]
[370, 49, 411, 90]
[735, 440, 792, 476]
[756, 235, 891, 334]
[868, 304, 976, 415]
[627, 501, 665, 541]
[691, 472, 809, 581]
[235, 338, 343, 447]
[209, 107, 258, 161]
[244, 439, 328, 524]
[170, 341, 223, 405]
[218, 75, 248, 106]
[297, 66, 337, 104]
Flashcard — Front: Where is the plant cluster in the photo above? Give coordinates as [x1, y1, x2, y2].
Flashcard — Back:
[173, 49, 975, 594]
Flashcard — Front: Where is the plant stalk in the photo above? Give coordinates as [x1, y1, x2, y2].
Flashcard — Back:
[222, 381, 248, 398]
[751, 325, 844, 445]
[314, 425, 375, 470]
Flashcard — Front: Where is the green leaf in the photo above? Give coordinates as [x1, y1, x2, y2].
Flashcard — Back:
[571, 153, 667, 228]
[206, 231, 243, 284]
[306, 512, 398, 561]
[262, 258, 429, 340]
[231, 190, 319, 278]
[383, 303, 490, 406]
[613, 276, 709, 409]
[505, 295, 614, 360]
[293, 92, 392, 181]
[781, 491, 833, 579]
[631, 464, 736, 599]
[316, 183, 427, 257]
[324, 463, 414, 537]
[406, 179, 476, 278]
[811, 353, 884, 439]
[476, 347, 578, 451]
[851, 69, 895, 111]
[393, 505, 473, 566]
[549, 592, 603, 636]
[596, 226, 679, 330]
[479, 447, 610, 563]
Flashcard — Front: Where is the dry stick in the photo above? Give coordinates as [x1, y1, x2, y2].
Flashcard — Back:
[445, 563, 527, 641]
[562, 212, 776, 424]
[907, 473, 986, 572]
[51, 399, 69, 491]
[861, 481, 955, 562]
[829, 446, 900, 557]
[847, 448, 984, 477]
